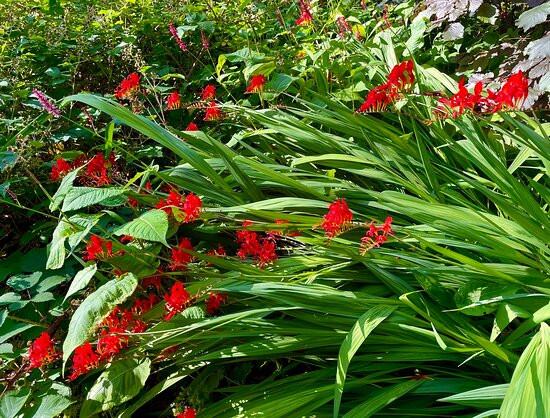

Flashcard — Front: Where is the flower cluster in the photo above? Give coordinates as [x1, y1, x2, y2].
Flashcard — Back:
[176, 407, 197, 418]
[164, 281, 191, 320]
[296, 0, 313, 26]
[201, 85, 216, 101]
[69, 302, 152, 380]
[186, 122, 199, 131]
[358, 60, 415, 113]
[267, 219, 301, 238]
[50, 157, 73, 180]
[435, 71, 529, 119]
[50, 152, 118, 187]
[337, 16, 352, 39]
[169, 23, 188, 52]
[32, 89, 62, 118]
[115, 73, 140, 99]
[321, 199, 353, 237]
[170, 238, 195, 271]
[236, 222, 278, 268]
[27, 332, 60, 370]
[206, 292, 226, 315]
[167, 91, 181, 110]
[204, 102, 222, 121]
[83, 235, 114, 261]
[246, 75, 266, 93]
[360, 217, 393, 254]
[156, 190, 203, 222]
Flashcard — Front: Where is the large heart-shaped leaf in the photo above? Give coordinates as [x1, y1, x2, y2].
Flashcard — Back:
[114, 209, 169, 246]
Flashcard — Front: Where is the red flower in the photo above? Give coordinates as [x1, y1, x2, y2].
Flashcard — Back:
[296, 0, 313, 25]
[186, 122, 199, 131]
[69, 342, 99, 381]
[358, 85, 393, 113]
[169, 23, 188, 52]
[132, 294, 158, 315]
[201, 85, 216, 101]
[83, 235, 113, 261]
[182, 192, 202, 222]
[85, 152, 115, 186]
[337, 16, 352, 39]
[166, 91, 181, 110]
[50, 157, 73, 180]
[115, 73, 140, 99]
[170, 238, 195, 271]
[236, 224, 278, 268]
[360, 216, 393, 254]
[206, 292, 226, 315]
[435, 79, 482, 119]
[493, 71, 529, 111]
[164, 281, 191, 320]
[386, 59, 415, 92]
[142, 270, 164, 291]
[27, 332, 60, 370]
[177, 407, 197, 418]
[97, 331, 124, 361]
[207, 244, 227, 257]
[204, 102, 221, 121]
[246, 75, 266, 93]
[321, 199, 353, 236]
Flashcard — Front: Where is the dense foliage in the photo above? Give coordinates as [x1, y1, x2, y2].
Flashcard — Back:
[1, 1, 549, 417]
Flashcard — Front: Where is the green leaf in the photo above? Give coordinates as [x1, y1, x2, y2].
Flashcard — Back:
[516, 2, 550, 31]
[343, 380, 424, 418]
[113, 209, 169, 246]
[6, 272, 42, 290]
[500, 322, 550, 417]
[62, 273, 138, 373]
[439, 384, 508, 408]
[27, 383, 73, 418]
[63, 263, 97, 303]
[334, 305, 397, 417]
[80, 358, 151, 417]
[50, 167, 80, 211]
[62, 187, 125, 212]
[46, 218, 72, 270]
[0, 387, 31, 418]
[267, 73, 295, 93]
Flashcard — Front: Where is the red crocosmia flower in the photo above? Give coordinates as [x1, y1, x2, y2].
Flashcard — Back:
[131, 320, 148, 333]
[50, 157, 73, 181]
[246, 75, 266, 93]
[296, 0, 313, 25]
[115, 73, 140, 99]
[186, 122, 199, 131]
[169, 23, 188, 52]
[201, 85, 216, 101]
[132, 294, 158, 315]
[164, 281, 191, 320]
[85, 152, 115, 186]
[83, 235, 108, 261]
[204, 102, 221, 121]
[360, 216, 393, 254]
[97, 331, 124, 361]
[142, 269, 164, 291]
[69, 342, 100, 381]
[170, 238, 195, 271]
[120, 235, 133, 243]
[207, 244, 227, 257]
[166, 91, 181, 110]
[386, 59, 415, 92]
[206, 292, 226, 315]
[27, 332, 60, 370]
[177, 407, 197, 418]
[435, 78, 481, 119]
[321, 199, 353, 237]
[236, 224, 278, 268]
[493, 71, 529, 111]
[182, 192, 202, 222]
[358, 85, 393, 113]
[156, 190, 183, 215]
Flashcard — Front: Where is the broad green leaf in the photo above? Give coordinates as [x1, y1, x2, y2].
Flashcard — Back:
[62, 273, 138, 373]
[62, 187, 125, 212]
[0, 388, 31, 418]
[46, 218, 72, 270]
[114, 209, 169, 245]
[334, 305, 397, 417]
[500, 323, 550, 417]
[80, 358, 151, 417]
[516, 2, 550, 31]
[63, 263, 97, 303]
[267, 73, 295, 93]
[27, 383, 73, 418]
[49, 167, 81, 211]
[6, 272, 41, 290]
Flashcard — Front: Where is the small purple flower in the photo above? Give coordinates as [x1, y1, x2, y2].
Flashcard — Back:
[32, 89, 61, 118]
[361, 0, 367, 10]
[169, 23, 188, 52]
